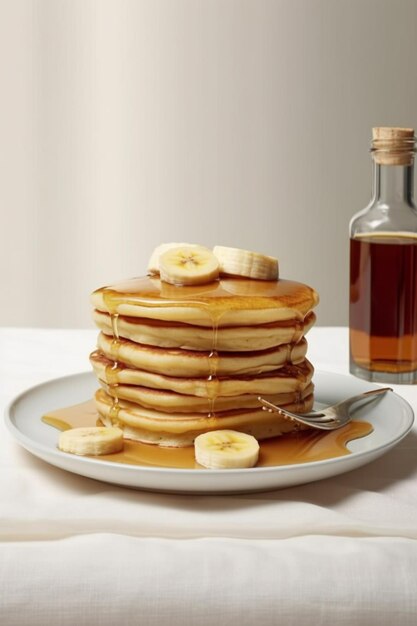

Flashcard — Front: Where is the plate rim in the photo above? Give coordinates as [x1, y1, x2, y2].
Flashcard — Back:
[4, 369, 415, 477]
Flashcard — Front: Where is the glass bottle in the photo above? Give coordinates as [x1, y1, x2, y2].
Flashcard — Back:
[349, 127, 417, 383]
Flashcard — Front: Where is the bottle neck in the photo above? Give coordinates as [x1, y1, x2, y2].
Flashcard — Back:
[372, 162, 414, 204]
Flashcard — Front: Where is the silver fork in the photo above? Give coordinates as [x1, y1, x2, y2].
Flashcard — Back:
[258, 387, 392, 430]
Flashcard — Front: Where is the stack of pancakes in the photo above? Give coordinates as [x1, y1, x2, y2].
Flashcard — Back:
[90, 276, 319, 447]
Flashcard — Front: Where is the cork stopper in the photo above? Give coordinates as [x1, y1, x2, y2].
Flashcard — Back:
[372, 127, 415, 165]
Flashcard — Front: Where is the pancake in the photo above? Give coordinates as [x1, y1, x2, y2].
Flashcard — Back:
[90, 351, 314, 397]
[98, 379, 314, 412]
[95, 388, 314, 447]
[97, 332, 309, 377]
[91, 276, 319, 327]
[90, 268, 318, 447]
[92, 309, 316, 351]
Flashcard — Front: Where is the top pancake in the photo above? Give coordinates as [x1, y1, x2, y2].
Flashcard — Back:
[91, 275, 319, 327]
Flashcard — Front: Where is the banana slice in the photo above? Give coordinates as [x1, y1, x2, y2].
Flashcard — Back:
[147, 243, 198, 275]
[58, 426, 124, 456]
[159, 245, 219, 286]
[213, 245, 278, 280]
[194, 430, 260, 469]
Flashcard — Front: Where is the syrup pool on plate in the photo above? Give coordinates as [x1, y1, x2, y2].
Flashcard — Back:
[42, 400, 373, 469]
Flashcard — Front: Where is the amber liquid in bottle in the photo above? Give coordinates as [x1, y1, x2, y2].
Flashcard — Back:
[350, 234, 417, 378]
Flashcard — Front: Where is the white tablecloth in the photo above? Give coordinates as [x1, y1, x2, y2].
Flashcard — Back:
[2, 327, 417, 625]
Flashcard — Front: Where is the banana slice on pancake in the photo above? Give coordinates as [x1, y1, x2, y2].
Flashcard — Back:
[159, 245, 219, 286]
[147, 242, 198, 275]
[213, 246, 278, 280]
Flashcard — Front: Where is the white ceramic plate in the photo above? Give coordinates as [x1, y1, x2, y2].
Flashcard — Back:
[5, 370, 414, 494]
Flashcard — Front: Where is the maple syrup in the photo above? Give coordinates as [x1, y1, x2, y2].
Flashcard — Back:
[95, 275, 318, 313]
[42, 400, 373, 469]
[350, 234, 417, 375]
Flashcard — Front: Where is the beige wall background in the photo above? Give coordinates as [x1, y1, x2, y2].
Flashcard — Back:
[2, 0, 417, 328]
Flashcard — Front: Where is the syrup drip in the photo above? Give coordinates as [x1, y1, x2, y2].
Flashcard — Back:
[206, 312, 222, 416]
[42, 400, 374, 469]
[109, 312, 120, 362]
[105, 361, 121, 386]
[105, 307, 122, 425]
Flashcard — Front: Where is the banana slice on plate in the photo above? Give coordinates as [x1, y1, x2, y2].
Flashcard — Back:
[147, 242, 198, 275]
[194, 430, 260, 469]
[159, 245, 220, 286]
[58, 426, 124, 456]
[213, 245, 278, 280]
